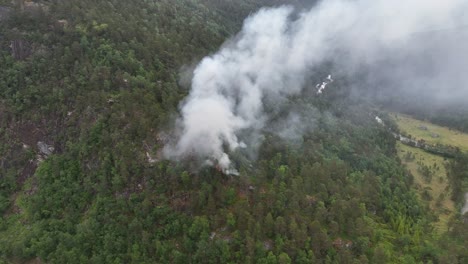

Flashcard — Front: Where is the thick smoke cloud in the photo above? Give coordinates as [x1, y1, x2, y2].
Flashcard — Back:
[164, 0, 468, 173]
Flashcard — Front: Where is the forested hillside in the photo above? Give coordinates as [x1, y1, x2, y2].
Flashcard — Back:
[1, 1, 467, 263]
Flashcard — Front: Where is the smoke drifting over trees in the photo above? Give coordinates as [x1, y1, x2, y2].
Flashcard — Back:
[164, 0, 468, 172]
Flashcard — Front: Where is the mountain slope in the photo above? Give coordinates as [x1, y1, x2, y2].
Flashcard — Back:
[0, 1, 467, 263]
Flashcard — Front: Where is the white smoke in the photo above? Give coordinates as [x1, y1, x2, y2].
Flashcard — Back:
[164, 0, 468, 173]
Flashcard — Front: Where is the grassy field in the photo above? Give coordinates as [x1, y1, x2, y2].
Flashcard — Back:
[391, 113, 468, 151]
[391, 113, 468, 232]
[396, 142, 454, 232]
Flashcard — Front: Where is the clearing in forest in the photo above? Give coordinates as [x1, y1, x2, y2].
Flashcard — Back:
[396, 142, 454, 233]
[391, 113, 468, 152]
[392, 113, 468, 232]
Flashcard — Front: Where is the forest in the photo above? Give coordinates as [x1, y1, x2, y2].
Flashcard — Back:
[0, 0, 467, 263]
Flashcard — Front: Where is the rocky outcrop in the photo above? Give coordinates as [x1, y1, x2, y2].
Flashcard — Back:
[56, 19, 68, 29]
[15, 0, 48, 13]
[10, 39, 31, 60]
[37, 141, 54, 163]
[462, 193, 468, 216]
[0, 6, 11, 21]
[146, 152, 158, 164]
[15, 0, 24, 11]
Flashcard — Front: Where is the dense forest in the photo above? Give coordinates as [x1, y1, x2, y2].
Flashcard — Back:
[1, 0, 467, 263]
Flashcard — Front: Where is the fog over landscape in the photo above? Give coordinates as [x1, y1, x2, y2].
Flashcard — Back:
[164, 0, 468, 172]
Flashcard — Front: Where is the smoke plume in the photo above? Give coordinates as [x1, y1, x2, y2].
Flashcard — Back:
[164, 0, 468, 173]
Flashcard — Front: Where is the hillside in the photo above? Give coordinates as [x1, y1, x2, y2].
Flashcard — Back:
[396, 142, 454, 232]
[392, 113, 468, 232]
[391, 113, 468, 232]
[1, 1, 467, 263]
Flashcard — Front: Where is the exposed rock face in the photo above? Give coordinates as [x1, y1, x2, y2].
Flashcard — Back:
[146, 152, 158, 164]
[37, 141, 54, 156]
[56, 19, 68, 29]
[15, 0, 24, 11]
[462, 193, 468, 216]
[0, 6, 11, 21]
[13, 0, 48, 14]
[10, 39, 31, 60]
